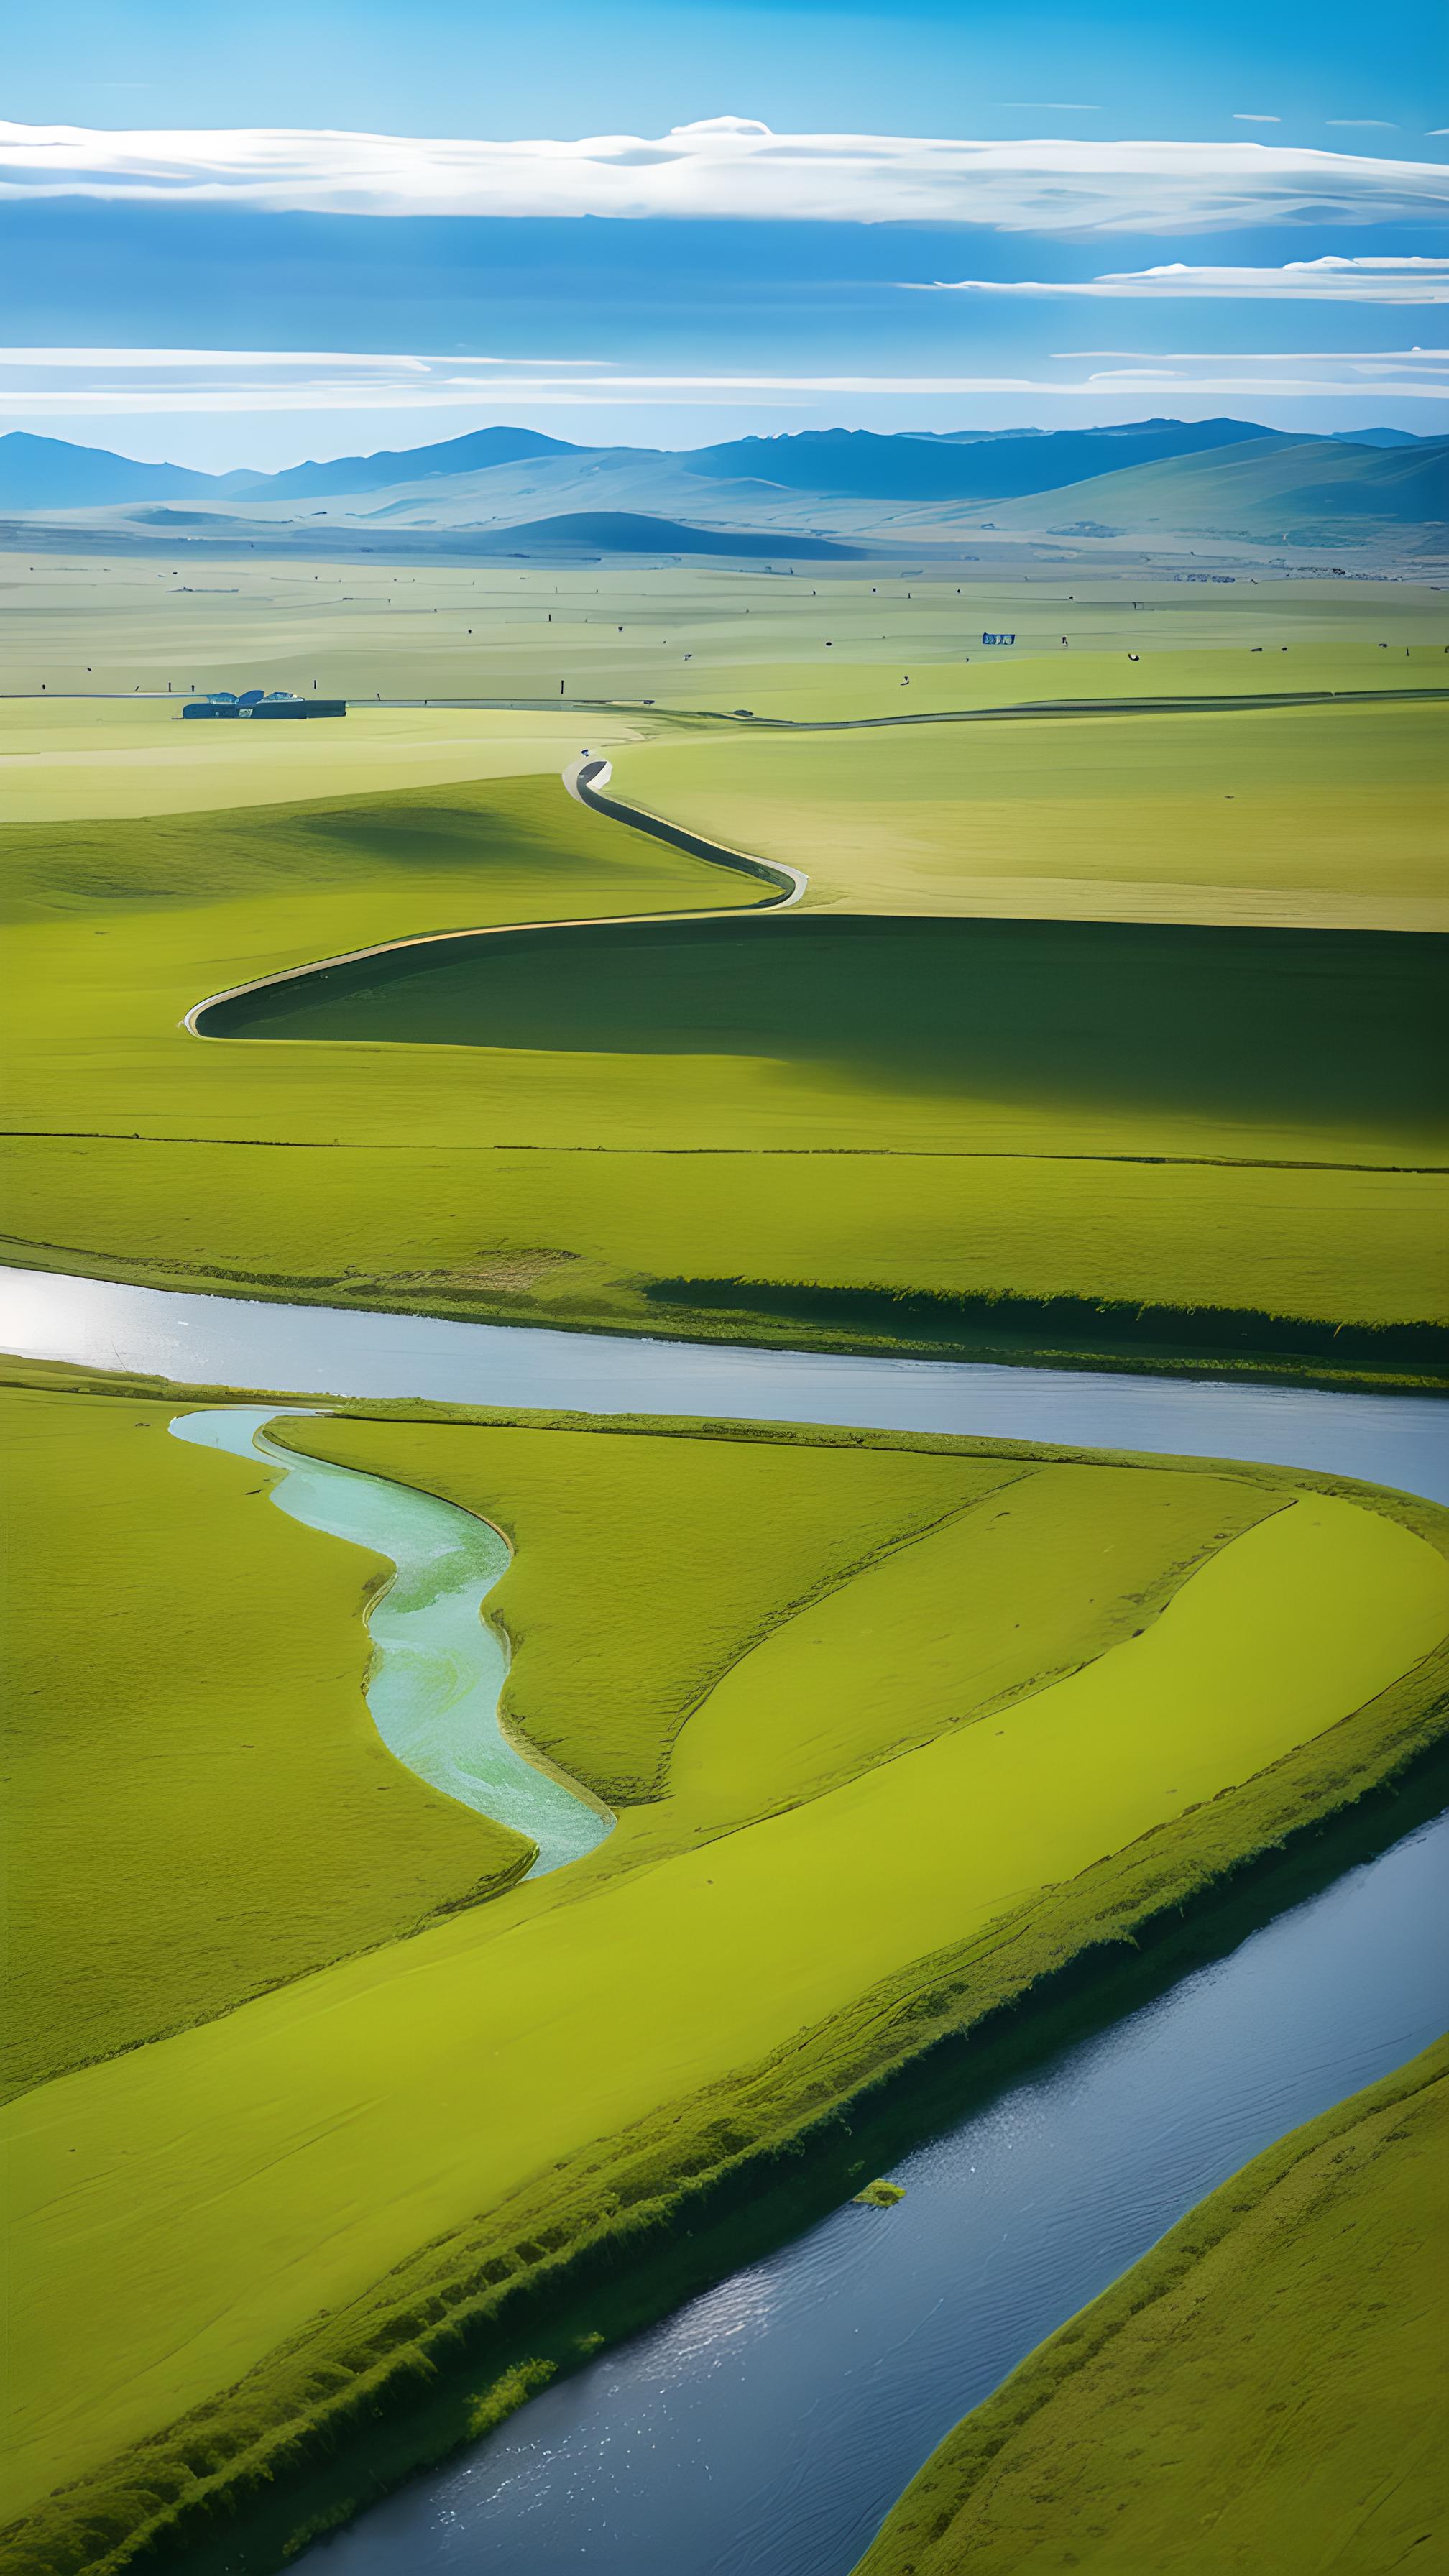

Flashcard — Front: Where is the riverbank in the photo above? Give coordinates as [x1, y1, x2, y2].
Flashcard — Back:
[280, 1788, 1449, 2576]
[4, 1363, 1447, 2575]
[854, 2035, 1449, 2575]
[2, 1240, 1443, 1398]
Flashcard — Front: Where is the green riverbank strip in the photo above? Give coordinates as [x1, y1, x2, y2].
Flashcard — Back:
[3, 1384, 1448, 2573]
[853, 2036, 1449, 2575]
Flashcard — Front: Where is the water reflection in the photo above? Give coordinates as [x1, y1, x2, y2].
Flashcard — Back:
[303, 1815, 1449, 2576]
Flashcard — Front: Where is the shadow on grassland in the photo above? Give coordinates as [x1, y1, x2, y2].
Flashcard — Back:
[194, 912, 1445, 1144]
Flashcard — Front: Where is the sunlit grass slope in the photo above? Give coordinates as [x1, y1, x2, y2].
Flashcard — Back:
[0, 1384, 530, 2101]
[295, 1420, 1274, 1818]
[0, 700, 658, 826]
[5, 1397, 1448, 2570]
[853, 2036, 1449, 2576]
[4, 762, 1443, 1376]
[610, 696, 1449, 931]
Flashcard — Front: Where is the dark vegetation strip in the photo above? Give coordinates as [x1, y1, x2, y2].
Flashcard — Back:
[709, 684, 1449, 734]
[58, 685, 1435, 724]
[5, 1236, 1445, 1397]
[645, 1279, 1449, 1372]
[8, 1603, 1448, 2576]
[6, 1134, 1446, 1174]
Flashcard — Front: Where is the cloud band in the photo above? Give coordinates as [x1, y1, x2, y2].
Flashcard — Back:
[2, 118, 1447, 233]
[921, 257, 1449, 301]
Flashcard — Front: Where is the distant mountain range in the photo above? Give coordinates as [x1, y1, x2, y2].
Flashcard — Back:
[0, 425, 582, 511]
[7, 415, 1436, 516]
[678, 418, 1285, 502]
[1, 418, 1443, 556]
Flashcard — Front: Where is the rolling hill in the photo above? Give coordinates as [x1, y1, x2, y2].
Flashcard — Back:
[2, 417, 1279, 518]
[985, 433, 1449, 546]
[453, 510, 861, 558]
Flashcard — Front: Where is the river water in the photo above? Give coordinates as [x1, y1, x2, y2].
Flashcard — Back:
[1, 1264, 1444, 2576]
[304, 1810, 1449, 2576]
[4, 1264, 1447, 1502]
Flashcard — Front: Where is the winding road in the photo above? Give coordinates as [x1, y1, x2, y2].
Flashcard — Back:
[185, 755, 804, 1036]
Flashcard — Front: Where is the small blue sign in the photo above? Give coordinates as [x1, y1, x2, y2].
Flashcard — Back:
[981, 632, 1016, 646]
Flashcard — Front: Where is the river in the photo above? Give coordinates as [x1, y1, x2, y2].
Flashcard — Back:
[1, 1262, 1443, 2576]
[4, 1264, 1446, 1502]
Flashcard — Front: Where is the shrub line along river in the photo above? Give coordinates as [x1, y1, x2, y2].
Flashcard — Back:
[1, 1263, 1445, 2576]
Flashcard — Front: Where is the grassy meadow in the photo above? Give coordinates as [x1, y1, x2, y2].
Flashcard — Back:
[2, 711, 1445, 1376]
[4, 1384, 1448, 2570]
[0, 1385, 530, 2101]
[854, 2037, 1449, 2575]
[4, 548, 1445, 717]
[609, 693, 1449, 932]
[4, 533, 1447, 2576]
[0, 697, 660, 824]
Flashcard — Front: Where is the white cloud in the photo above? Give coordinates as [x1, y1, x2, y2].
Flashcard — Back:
[0, 346, 598, 369]
[1325, 120, 1399, 130]
[4, 346, 1445, 418]
[1232, 115, 1281, 124]
[1069, 346, 1449, 363]
[920, 257, 1449, 302]
[1, 118, 1445, 233]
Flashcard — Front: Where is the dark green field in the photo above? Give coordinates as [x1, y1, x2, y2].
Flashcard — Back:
[202, 911, 1445, 1146]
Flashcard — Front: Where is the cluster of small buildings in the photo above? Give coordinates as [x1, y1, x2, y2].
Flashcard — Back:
[183, 690, 347, 721]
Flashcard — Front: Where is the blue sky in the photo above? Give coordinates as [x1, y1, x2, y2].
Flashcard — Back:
[4, 0, 1446, 468]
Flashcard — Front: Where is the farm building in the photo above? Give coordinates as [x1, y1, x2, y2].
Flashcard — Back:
[183, 691, 346, 719]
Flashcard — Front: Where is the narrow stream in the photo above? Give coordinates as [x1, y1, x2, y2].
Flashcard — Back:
[168, 1404, 611, 1876]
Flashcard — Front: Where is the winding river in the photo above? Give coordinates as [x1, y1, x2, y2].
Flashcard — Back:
[1, 1262, 1444, 2575]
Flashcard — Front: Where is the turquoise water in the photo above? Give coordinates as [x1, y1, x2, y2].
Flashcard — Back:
[168, 1405, 612, 1877]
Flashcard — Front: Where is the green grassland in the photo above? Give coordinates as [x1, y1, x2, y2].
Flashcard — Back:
[4, 1389, 1448, 2571]
[609, 694, 1449, 932]
[0, 699, 659, 825]
[854, 2036, 1449, 2575]
[3, 757, 1445, 1376]
[0, 1386, 533, 2102]
[292, 1418, 1276, 1828]
[4, 548, 1444, 717]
